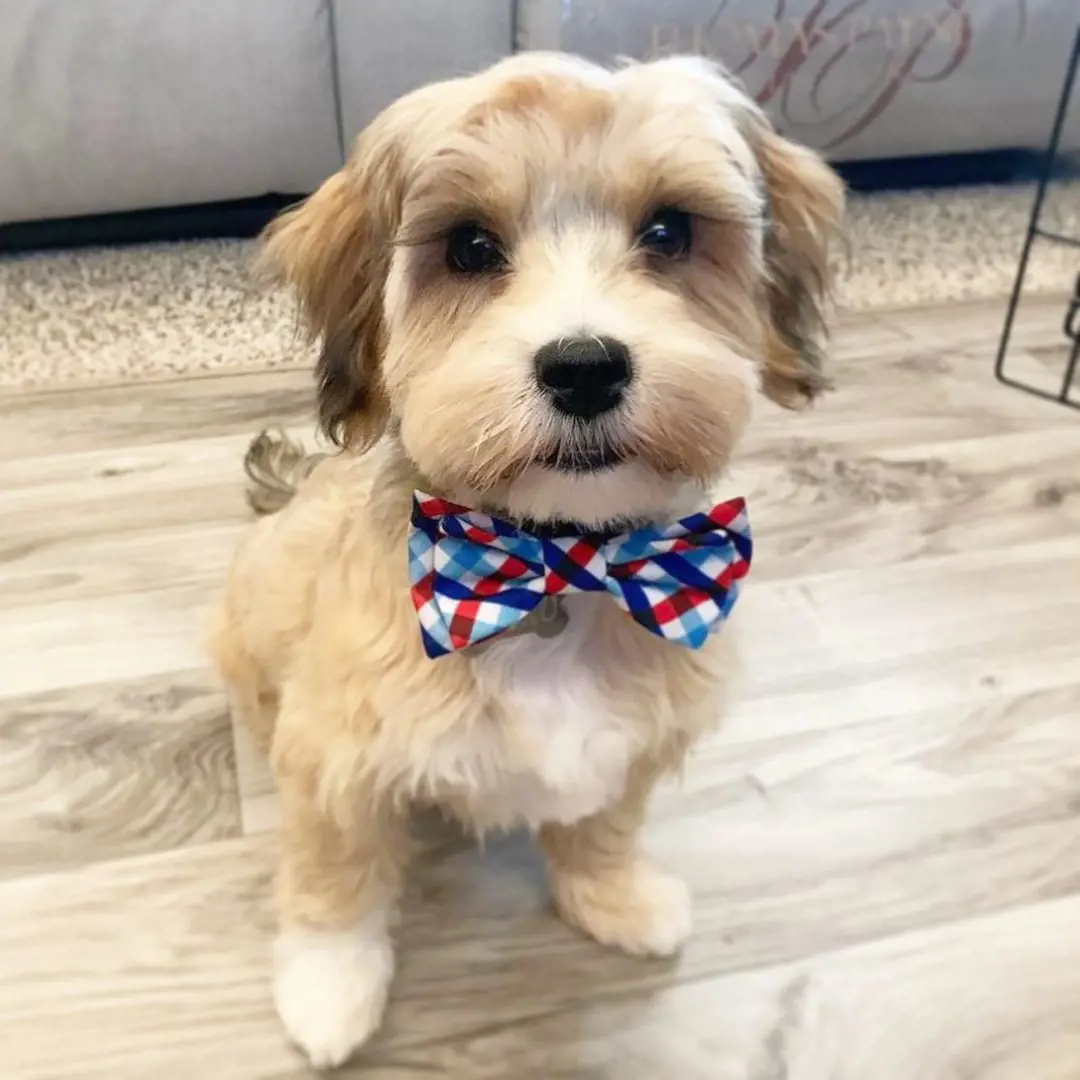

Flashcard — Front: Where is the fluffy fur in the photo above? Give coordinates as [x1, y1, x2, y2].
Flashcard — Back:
[209, 52, 842, 1067]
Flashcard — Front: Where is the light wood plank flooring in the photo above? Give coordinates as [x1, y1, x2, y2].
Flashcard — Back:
[1, 295, 1079, 1078]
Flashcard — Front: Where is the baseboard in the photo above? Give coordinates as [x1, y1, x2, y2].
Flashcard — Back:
[0, 194, 304, 254]
[835, 148, 1080, 193]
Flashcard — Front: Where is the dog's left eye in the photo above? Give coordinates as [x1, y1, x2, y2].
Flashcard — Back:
[446, 224, 507, 274]
[637, 208, 692, 258]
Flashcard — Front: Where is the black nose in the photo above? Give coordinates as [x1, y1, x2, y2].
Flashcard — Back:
[534, 336, 633, 419]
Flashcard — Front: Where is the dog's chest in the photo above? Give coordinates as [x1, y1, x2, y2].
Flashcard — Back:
[427, 596, 644, 830]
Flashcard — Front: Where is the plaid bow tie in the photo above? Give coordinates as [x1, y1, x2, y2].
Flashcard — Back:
[408, 493, 752, 658]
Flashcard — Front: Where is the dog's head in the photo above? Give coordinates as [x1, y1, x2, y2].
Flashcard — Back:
[264, 53, 843, 527]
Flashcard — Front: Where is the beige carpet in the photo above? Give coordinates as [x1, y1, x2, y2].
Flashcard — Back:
[1, 181, 1078, 390]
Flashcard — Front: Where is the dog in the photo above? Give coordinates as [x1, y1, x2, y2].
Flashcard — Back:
[209, 51, 843, 1068]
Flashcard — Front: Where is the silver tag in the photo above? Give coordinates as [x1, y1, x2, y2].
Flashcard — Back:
[469, 595, 569, 654]
[524, 595, 570, 638]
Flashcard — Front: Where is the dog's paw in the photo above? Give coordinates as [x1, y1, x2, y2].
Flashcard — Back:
[552, 862, 693, 958]
[273, 921, 394, 1069]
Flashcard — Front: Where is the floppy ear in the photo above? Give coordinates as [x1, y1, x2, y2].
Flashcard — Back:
[753, 126, 845, 407]
[261, 121, 405, 448]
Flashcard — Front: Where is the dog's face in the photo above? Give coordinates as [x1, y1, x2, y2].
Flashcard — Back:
[265, 54, 843, 527]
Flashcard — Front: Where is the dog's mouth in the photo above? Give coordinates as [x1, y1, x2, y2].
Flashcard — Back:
[539, 442, 625, 474]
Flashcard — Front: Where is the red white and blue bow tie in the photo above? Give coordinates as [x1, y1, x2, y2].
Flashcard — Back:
[408, 493, 752, 658]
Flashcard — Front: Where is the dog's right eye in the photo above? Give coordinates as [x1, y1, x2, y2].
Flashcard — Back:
[446, 225, 507, 274]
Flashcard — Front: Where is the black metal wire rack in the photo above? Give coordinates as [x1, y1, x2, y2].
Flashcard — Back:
[994, 24, 1080, 410]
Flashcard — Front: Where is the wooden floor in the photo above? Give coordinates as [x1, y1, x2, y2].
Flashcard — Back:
[2, 295, 1080, 1079]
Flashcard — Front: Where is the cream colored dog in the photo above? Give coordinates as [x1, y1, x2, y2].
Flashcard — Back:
[209, 52, 842, 1068]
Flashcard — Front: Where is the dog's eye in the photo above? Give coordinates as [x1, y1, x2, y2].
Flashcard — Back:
[446, 224, 507, 274]
[637, 208, 692, 258]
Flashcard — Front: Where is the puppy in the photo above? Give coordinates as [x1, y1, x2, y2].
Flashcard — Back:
[209, 52, 842, 1068]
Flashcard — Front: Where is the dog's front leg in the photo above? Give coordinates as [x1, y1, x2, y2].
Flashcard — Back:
[271, 739, 410, 1069]
[539, 760, 692, 958]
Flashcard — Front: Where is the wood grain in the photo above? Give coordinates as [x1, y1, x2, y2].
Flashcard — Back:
[1, 297, 1079, 1078]
[729, 426, 1080, 582]
[3, 676, 1080, 1080]
[0, 367, 314, 463]
[0, 585, 211, 700]
[0, 673, 239, 879]
[0, 425, 316, 559]
[372, 893, 1080, 1080]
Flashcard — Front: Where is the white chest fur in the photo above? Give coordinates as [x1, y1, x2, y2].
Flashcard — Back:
[425, 595, 646, 831]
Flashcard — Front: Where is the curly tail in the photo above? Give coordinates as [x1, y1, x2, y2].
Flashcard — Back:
[242, 427, 328, 516]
